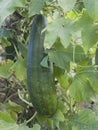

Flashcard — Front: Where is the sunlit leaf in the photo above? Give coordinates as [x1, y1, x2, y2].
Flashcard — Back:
[58, 0, 77, 12]
[29, 0, 47, 16]
[73, 11, 98, 52]
[45, 17, 73, 48]
[0, 111, 15, 123]
[83, 0, 98, 20]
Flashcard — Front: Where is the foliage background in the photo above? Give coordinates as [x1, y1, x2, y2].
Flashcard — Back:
[0, 0, 98, 130]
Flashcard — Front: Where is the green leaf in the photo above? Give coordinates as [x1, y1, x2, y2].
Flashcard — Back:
[59, 122, 72, 130]
[29, 0, 46, 16]
[69, 67, 98, 101]
[0, 60, 13, 78]
[54, 66, 69, 90]
[76, 10, 93, 28]
[18, 42, 27, 58]
[67, 44, 86, 63]
[73, 11, 98, 52]
[58, 0, 77, 12]
[82, 24, 98, 52]
[74, 46, 86, 62]
[19, 124, 40, 130]
[6, 100, 23, 113]
[0, 120, 40, 130]
[45, 17, 73, 48]
[71, 109, 98, 130]
[0, 120, 16, 130]
[0, 111, 15, 123]
[0, 0, 27, 26]
[57, 71, 69, 90]
[48, 44, 85, 70]
[10, 55, 26, 81]
[83, 0, 98, 20]
[0, 28, 13, 38]
[53, 109, 65, 122]
[73, 10, 98, 52]
[32, 124, 41, 130]
[95, 47, 98, 67]
[40, 56, 49, 68]
[48, 49, 71, 70]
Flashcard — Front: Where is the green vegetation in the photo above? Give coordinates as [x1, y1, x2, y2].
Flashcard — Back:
[0, 0, 98, 130]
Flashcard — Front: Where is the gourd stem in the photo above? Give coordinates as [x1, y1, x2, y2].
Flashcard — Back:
[26, 111, 37, 124]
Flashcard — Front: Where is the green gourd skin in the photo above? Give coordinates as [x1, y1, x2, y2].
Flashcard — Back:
[27, 14, 57, 116]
